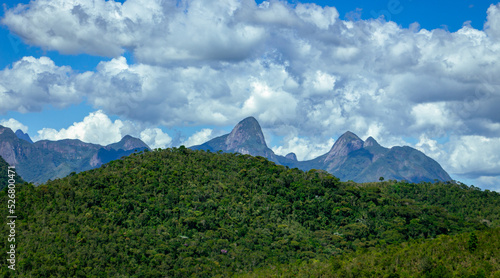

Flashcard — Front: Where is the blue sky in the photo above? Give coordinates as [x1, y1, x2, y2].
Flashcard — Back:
[1, 0, 500, 191]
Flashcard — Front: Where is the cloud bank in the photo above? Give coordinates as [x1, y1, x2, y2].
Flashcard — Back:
[35, 110, 172, 149]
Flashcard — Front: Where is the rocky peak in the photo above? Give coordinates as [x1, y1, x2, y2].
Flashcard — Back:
[107, 135, 150, 151]
[325, 131, 364, 161]
[285, 152, 298, 161]
[15, 129, 34, 143]
[363, 136, 380, 148]
[225, 117, 267, 150]
[0, 125, 12, 136]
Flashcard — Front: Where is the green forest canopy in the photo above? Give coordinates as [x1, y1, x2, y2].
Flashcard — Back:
[0, 147, 498, 277]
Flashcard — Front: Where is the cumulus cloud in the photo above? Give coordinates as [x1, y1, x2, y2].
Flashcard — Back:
[0, 118, 28, 133]
[3, 0, 500, 190]
[485, 3, 500, 40]
[0, 56, 79, 113]
[140, 128, 172, 149]
[34, 110, 173, 148]
[182, 129, 215, 147]
[413, 134, 500, 191]
[35, 110, 128, 144]
[272, 136, 335, 161]
[447, 136, 500, 177]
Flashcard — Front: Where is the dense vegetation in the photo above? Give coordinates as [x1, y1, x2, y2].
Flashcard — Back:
[0, 156, 25, 190]
[0, 147, 498, 277]
[241, 228, 500, 277]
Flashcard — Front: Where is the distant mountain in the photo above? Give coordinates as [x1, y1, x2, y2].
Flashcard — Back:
[0, 125, 149, 184]
[15, 129, 33, 143]
[191, 117, 452, 183]
[107, 135, 149, 151]
[304, 132, 451, 183]
[285, 152, 298, 161]
[191, 117, 283, 164]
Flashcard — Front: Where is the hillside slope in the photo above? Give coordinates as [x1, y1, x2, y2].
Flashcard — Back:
[241, 228, 500, 277]
[0, 148, 497, 277]
[0, 155, 25, 190]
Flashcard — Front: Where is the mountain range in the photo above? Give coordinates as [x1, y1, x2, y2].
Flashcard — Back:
[191, 117, 452, 183]
[0, 117, 451, 184]
[0, 125, 149, 184]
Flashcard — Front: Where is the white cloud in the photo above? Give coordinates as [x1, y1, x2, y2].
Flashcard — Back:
[33, 110, 173, 149]
[140, 128, 172, 149]
[272, 136, 335, 161]
[0, 56, 79, 113]
[182, 129, 215, 147]
[35, 110, 126, 144]
[0, 118, 28, 133]
[295, 3, 339, 30]
[485, 4, 500, 40]
[447, 135, 500, 177]
[1, 0, 162, 56]
[242, 81, 298, 123]
[412, 134, 500, 190]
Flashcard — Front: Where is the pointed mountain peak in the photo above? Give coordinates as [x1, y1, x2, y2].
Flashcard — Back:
[107, 135, 150, 151]
[240, 116, 259, 125]
[15, 129, 34, 143]
[285, 152, 298, 161]
[363, 136, 380, 148]
[325, 131, 364, 161]
[225, 116, 267, 150]
[338, 131, 361, 141]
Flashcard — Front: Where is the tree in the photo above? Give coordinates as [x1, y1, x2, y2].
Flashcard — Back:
[468, 231, 478, 252]
[379, 177, 384, 182]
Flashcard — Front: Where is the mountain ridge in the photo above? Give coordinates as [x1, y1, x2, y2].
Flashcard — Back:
[15, 129, 33, 143]
[190, 117, 452, 183]
[191, 117, 281, 164]
[0, 125, 150, 183]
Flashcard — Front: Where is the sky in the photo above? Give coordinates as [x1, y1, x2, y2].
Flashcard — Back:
[0, 0, 500, 191]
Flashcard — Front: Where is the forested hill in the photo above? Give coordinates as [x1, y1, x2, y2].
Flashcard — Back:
[0, 156, 24, 191]
[0, 147, 498, 277]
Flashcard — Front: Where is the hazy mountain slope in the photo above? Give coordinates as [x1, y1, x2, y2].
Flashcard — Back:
[0, 125, 149, 183]
[355, 146, 452, 183]
[106, 135, 150, 151]
[15, 129, 33, 143]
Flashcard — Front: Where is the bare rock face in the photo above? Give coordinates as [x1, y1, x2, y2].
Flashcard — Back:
[225, 117, 267, 151]
[324, 131, 364, 162]
[191, 117, 280, 163]
[363, 137, 380, 148]
[285, 153, 298, 161]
